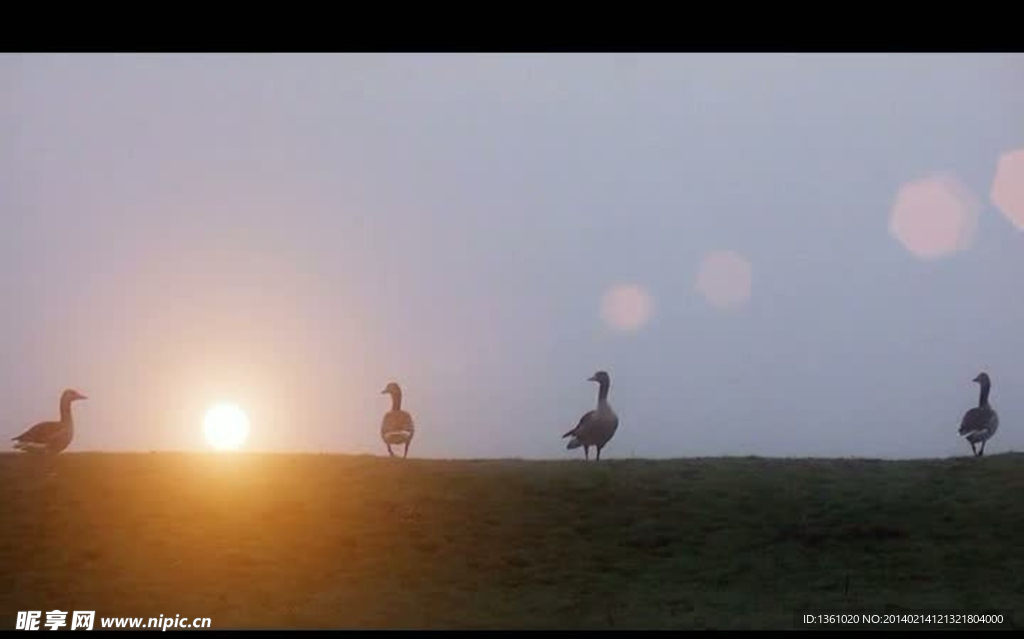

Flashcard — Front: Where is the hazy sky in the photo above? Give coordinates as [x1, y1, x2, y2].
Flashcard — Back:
[2, 53, 1022, 459]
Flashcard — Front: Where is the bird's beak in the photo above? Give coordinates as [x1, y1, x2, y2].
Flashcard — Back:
[972, 375, 982, 383]
[587, 375, 597, 382]
[79, 393, 88, 400]
[380, 389, 388, 394]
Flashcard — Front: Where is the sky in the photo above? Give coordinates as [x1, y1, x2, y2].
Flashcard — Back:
[2, 52, 1022, 459]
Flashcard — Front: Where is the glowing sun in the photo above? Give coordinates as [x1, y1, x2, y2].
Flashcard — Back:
[203, 403, 250, 451]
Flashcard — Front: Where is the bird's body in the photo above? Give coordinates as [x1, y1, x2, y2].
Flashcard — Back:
[959, 372, 998, 457]
[563, 371, 619, 461]
[380, 382, 415, 458]
[11, 389, 87, 455]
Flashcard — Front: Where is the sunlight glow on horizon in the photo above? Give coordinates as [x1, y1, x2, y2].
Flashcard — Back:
[203, 403, 250, 451]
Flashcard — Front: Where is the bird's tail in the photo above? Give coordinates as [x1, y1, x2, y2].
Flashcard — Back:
[566, 437, 582, 450]
[561, 427, 577, 438]
[12, 440, 44, 453]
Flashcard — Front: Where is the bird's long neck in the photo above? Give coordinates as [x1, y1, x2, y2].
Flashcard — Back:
[978, 382, 991, 407]
[390, 391, 403, 411]
[59, 398, 74, 425]
[596, 380, 610, 404]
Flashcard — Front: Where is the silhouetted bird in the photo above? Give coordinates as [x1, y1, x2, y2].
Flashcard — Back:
[959, 372, 999, 457]
[380, 382, 415, 458]
[563, 371, 619, 461]
[11, 389, 87, 454]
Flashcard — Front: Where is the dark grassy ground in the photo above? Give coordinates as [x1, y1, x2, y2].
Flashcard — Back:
[1, 452, 1022, 629]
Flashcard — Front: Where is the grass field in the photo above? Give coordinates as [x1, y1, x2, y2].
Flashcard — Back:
[1, 452, 1022, 629]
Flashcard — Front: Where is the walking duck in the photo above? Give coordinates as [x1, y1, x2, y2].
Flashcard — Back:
[959, 372, 999, 457]
[563, 370, 619, 461]
[11, 389, 87, 454]
[380, 382, 415, 458]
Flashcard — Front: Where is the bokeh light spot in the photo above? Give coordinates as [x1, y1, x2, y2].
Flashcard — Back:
[600, 283, 654, 332]
[695, 250, 752, 310]
[889, 173, 981, 259]
[991, 148, 1024, 230]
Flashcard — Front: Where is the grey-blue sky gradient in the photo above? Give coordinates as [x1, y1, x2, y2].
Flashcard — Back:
[3, 53, 1022, 458]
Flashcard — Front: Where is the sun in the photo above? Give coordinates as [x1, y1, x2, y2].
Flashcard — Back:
[203, 403, 250, 451]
